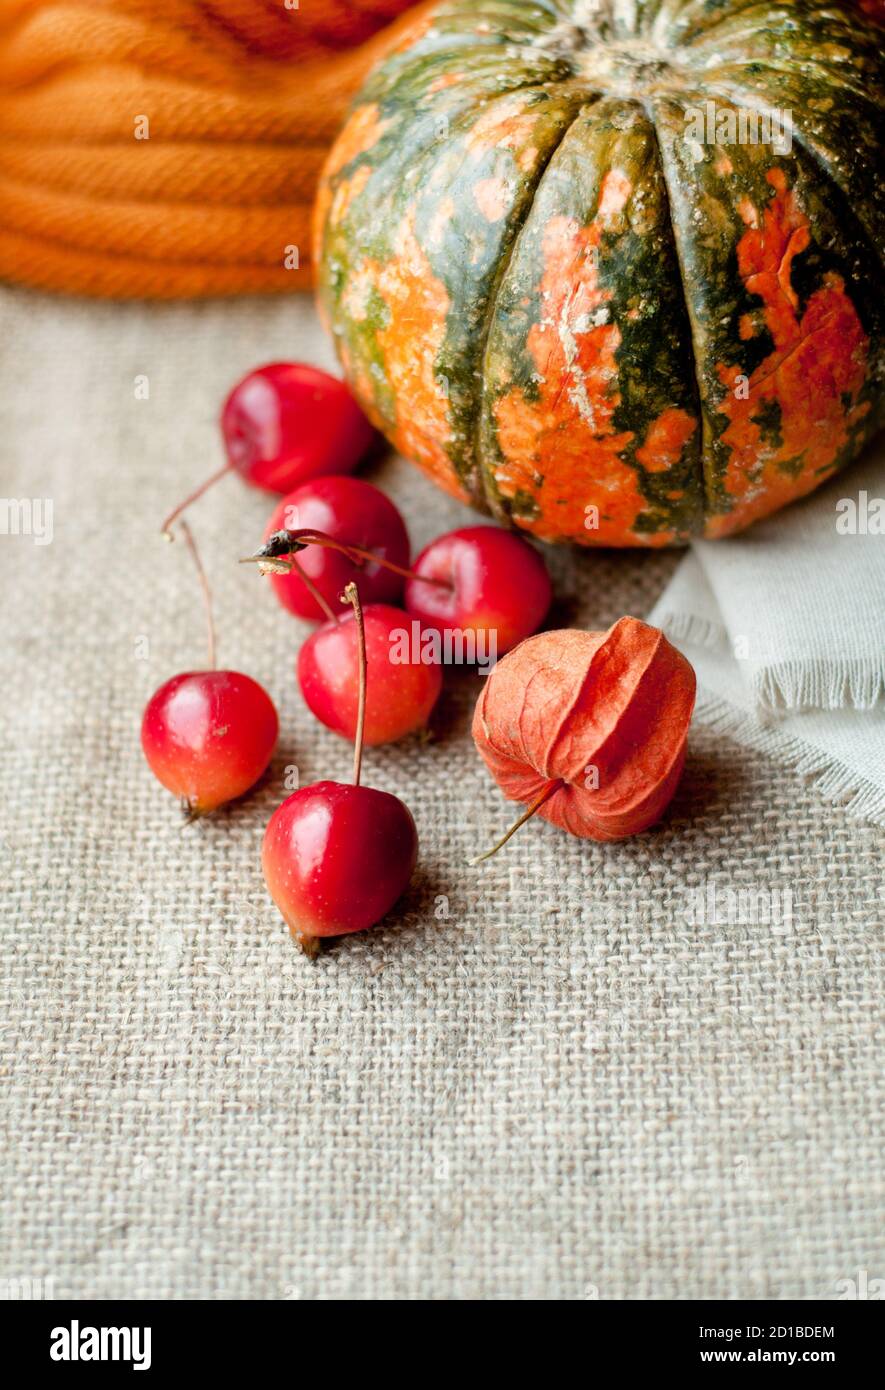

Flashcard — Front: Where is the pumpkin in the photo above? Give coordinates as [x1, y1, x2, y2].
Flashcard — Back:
[315, 0, 884, 546]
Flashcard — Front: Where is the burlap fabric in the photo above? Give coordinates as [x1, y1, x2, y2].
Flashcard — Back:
[1, 287, 882, 1301]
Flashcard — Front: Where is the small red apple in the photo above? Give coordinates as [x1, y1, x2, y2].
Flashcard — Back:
[262, 583, 418, 955]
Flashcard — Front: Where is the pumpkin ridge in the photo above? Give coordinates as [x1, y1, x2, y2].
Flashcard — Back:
[645, 105, 709, 525]
[782, 138, 885, 282]
[657, 0, 813, 47]
[680, 77, 885, 269]
[469, 93, 590, 516]
[693, 57, 873, 104]
[672, 0, 868, 46]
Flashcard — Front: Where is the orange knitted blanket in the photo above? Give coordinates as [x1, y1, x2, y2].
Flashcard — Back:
[0, 0, 422, 298]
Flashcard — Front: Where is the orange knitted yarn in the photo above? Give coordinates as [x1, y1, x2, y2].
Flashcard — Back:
[0, 0, 421, 298]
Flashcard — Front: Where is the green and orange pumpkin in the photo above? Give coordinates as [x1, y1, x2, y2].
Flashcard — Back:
[315, 0, 884, 546]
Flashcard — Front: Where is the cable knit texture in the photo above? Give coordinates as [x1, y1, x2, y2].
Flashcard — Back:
[0, 0, 422, 297]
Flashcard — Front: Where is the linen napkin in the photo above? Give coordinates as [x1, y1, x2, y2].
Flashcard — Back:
[650, 444, 885, 825]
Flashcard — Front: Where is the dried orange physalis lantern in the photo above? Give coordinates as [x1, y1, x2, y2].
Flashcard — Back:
[471, 617, 696, 859]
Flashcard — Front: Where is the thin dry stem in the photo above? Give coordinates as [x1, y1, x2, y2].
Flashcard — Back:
[179, 520, 216, 670]
[342, 581, 367, 788]
[242, 530, 452, 591]
[289, 557, 338, 623]
[471, 781, 562, 866]
[161, 461, 232, 539]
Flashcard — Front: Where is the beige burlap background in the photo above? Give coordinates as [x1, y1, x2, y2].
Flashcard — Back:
[1, 286, 882, 1301]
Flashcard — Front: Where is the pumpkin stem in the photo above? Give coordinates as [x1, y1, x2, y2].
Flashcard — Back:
[161, 461, 233, 539]
[470, 780, 561, 866]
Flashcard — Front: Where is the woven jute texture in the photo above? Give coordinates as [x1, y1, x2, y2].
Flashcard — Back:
[1, 287, 882, 1301]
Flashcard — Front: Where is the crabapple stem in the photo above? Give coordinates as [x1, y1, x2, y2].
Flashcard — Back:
[242, 530, 453, 591]
[161, 461, 233, 539]
[288, 557, 339, 623]
[179, 520, 217, 670]
[342, 581, 366, 789]
[470, 780, 562, 866]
